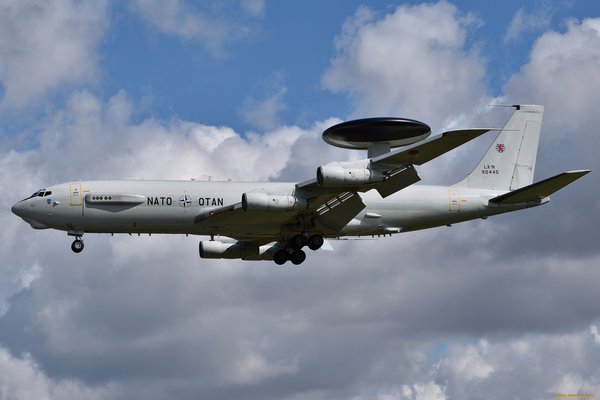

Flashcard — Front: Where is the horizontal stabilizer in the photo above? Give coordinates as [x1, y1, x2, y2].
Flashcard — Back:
[488, 170, 590, 205]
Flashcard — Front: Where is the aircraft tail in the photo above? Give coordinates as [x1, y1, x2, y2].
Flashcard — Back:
[456, 105, 544, 190]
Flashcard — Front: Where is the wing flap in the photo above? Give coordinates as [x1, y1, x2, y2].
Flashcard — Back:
[313, 192, 366, 232]
[489, 170, 590, 205]
[375, 164, 421, 197]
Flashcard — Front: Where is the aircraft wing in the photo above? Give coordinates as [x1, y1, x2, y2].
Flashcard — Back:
[296, 128, 494, 198]
[370, 129, 494, 167]
[194, 128, 495, 239]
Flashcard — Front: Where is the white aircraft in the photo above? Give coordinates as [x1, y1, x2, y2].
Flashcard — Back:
[12, 105, 589, 265]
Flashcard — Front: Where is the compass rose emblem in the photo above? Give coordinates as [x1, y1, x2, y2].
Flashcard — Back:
[179, 194, 192, 208]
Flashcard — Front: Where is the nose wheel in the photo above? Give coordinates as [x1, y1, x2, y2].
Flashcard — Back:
[68, 231, 85, 253]
[71, 238, 84, 253]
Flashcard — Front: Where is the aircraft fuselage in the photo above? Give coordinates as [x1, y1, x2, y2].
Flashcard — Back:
[11, 179, 533, 239]
[13, 105, 586, 265]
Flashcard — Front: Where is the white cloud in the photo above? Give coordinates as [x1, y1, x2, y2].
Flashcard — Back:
[322, 2, 486, 130]
[504, 18, 600, 132]
[230, 348, 297, 385]
[501, 18, 600, 243]
[29, 90, 309, 183]
[0, 346, 112, 400]
[2, 4, 600, 400]
[440, 340, 495, 380]
[1, 87, 600, 399]
[591, 325, 600, 345]
[239, 73, 288, 131]
[0, 0, 109, 109]
[240, 0, 265, 17]
[550, 374, 599, 396]
[504, 5, 554, 43]
[431, 328, 600, 399]
[413, 382, 447, 400]
[240, 89, 287, 131]
[130, 0, 263, 54]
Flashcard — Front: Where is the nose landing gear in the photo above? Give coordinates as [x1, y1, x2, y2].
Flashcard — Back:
[71, 238, 84, 253]
[68, 231, 84, 253]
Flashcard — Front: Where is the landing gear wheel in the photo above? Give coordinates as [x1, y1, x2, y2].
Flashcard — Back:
[290, 250, 306, 265]
[290, 234, 307, 250]
[71, 239, 84, 253]
[307, 234, 324, 251]
[273, 249, 289, 265]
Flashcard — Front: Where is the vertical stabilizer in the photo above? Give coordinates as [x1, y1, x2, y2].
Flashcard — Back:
[456, 105, 544, 190]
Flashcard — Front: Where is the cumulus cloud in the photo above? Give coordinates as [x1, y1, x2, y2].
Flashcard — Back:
[0, 90, 316, 398]
[0, 346, 112, 400]
[1, 97, 599, 398]
[504, 18, 600, 134]
[130, 0, 264, 54]
[30, 90, 311, 183]
[431, 327, 600, 399]
[440, 340, 495, 380]
[504, 4, 555, 43]
[240, 0, 265, 17]
[591, 325, 600, 345]
[0, 0, 109, 109]
[322, 2, 487, 130]
[2, 3, 600, 400]
[239, 73, 288, 131]
[498, 18, 600, 260]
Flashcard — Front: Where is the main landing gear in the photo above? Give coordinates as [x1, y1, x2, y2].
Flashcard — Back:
[68, 231, 84, 253]
[273, 234, 324, 266]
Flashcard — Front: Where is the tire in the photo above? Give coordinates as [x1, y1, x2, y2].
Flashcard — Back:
[290, 234, 306, 250]
[290, 250, 306, 265]
[273, 249, 288, 265]
[307, 234, 324, 251]
[71, 239, 84, 253]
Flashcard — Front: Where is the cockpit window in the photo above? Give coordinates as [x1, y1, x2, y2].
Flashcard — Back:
[25, 189, 46, 200]
[44, 191, 52, 196]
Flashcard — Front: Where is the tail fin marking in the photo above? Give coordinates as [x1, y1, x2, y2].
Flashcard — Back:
[457, 105, 544, 190]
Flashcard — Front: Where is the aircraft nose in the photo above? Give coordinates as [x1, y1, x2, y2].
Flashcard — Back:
[11, 200, 26, 217]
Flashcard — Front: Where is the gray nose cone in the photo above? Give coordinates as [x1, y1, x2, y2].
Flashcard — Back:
[11, 201, 25, 217]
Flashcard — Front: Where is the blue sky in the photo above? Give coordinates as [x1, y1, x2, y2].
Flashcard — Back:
[95, 1, 593, 132]
[109, 1, 599, 130]
[2, 1, 600, 399]
[5, 0, 599, 135]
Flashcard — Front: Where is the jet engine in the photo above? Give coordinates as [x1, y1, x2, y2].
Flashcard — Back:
[242, 192, 307, 212]
[199, 240, 281, 260]
[316, 165, 385, 187]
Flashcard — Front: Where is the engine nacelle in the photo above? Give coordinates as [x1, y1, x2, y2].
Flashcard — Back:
[199, 240, 249, 259]
[199, 240, 283, 260]
[242, 192, 307, 212]
[317, 165, 385, 187]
